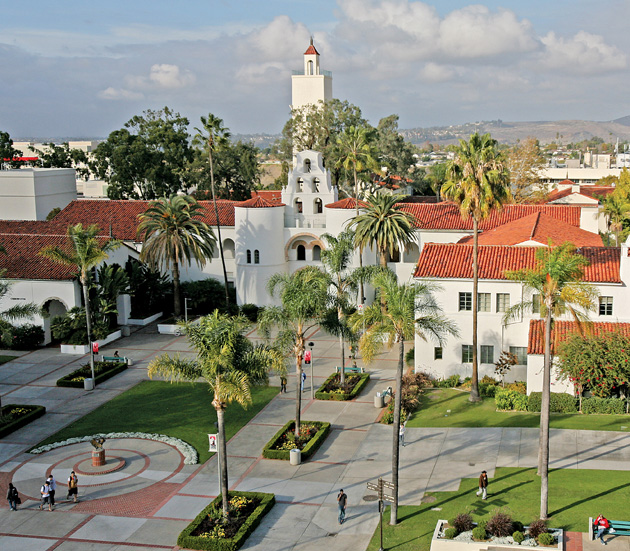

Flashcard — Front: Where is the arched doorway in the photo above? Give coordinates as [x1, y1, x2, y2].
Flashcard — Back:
[42, 298, 68, 344]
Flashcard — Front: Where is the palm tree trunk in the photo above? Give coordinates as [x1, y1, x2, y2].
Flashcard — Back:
[390, 336, 405, 525]
[81, 276, 96, 384]
[539, 307, 552, 520]
[339, 308, 346, 387]
[172, 262, 182, 317]
[355, 168, 365, 307]
[470, 218, 480, 402]
[216, 404, 230, 519]
[295, 352, 303, 437]
[209, 147, 230, 306]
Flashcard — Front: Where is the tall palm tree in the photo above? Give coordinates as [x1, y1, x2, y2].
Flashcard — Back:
[193, 114, 231, 306]
[138, 195, 216, 317]
[350, 194, 417, 268]
[349, 270, 458, 525]
[600, 192, 630, 246]
[442, 132, 510, 402]
[504, 242, 598, 520]
[319, 230, 378, 385]
[148, 311, 284, 519]
[258, 267, 329, 437]
[40, 224, 120, 384]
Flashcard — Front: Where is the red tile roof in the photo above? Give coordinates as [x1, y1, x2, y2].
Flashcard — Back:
[237, 196, 284, 208]
[528, 320, 630, 355]
[414, 243, 620, 283]
[251, 190, 283, 204]
[304, 44, 319, 55]
[325, 198, 368, 209]
[547, 185, 615, 203]
[457, 213, 603, 247]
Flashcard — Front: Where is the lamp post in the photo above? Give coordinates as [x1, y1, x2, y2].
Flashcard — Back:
[308, 341, 315, 399]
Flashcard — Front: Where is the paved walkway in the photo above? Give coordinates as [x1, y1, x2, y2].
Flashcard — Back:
[1, 326, 630, 551]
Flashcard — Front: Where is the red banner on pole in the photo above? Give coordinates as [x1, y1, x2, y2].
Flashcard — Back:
[304, 350, 311, 364]
[92, 342, 99, 354]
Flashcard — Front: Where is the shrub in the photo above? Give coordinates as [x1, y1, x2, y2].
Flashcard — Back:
[0, 404, 46, 438]
[506, 381, 527, 394]
[513, 393, 529, 411]
[496, 389, 529, 411]
[480, 375, 499, 385]
[538, 533, 555, 546]
[239, 304, 261, 323]
[380, 372, 427, 424]
[56, 361, 127, 388]
[0, 323, 44, 350]
[582, 396, 626, 415]
[262, 420, 330, 460]
[512, 531, 525, 544]
[181, 278, 237, 316]
[528, 519, 548, 539]
[51, 307, 110, 345]
[405, 347, 415, 367]
[486, 511, 513, 537]
[434, 374, 460, 388]
[444, 527, 457, 539]
[380, 401, 408, 425]
[476, 520, 487, 532]
[512, 521, 524, 533]
[479, 383, 497, 397]
[472, 526, 487, 540]
[527, 392, 577, 413]
[315, 372, 370, 401]
[449, 513, 474, 534]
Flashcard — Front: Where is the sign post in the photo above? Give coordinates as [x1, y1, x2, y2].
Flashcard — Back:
[367, 477, 396, 551]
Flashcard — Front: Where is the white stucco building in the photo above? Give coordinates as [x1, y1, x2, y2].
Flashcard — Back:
[291, 39, 332, 111]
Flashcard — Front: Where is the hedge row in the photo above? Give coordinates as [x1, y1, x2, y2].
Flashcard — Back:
[315, 372, 370, 401]
[496, 389, 629, 415]
[177, 491, 275, 551]
[0, 404, 46, 438]
[56, 361, 128, 388]
[262, 420, 331, 461]
[582, 396, 627, 414]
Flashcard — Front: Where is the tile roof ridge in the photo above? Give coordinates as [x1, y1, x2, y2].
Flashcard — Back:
[530, 212, 541, 241]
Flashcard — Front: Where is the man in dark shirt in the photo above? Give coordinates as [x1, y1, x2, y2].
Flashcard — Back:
[337, 489, 347, 524]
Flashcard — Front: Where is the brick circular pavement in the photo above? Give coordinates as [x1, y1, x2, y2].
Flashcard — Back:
[74, 454, 126, 476]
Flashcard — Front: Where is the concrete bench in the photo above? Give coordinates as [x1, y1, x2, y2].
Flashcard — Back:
[589, 518, 630, 540]
[335, 366, 365, 374]
[102, 356, 129, 365]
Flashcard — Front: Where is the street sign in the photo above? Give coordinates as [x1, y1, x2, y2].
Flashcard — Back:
[367, 483, 380, 492]
[382, 494, 396, 503]
[382, 480, 396, 490]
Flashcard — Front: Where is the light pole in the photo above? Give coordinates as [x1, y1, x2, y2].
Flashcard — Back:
[184, 297, 190, 323]
[308, 341, 315, 399]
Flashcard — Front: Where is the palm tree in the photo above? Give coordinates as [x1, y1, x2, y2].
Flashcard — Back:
[258, 267, 329, 437]
[148, 311, 284, 519]
[504, 242, 598, 519]
[349, 270, 458, 525]
[600, 192, 630, 246]
[442, 132, 510, 402]
[40, 224, 120, 384]
[137, 195, 216, 317]
[319, 230, 378, 385]
[193, 114, 231, 306]
[350, 194, 417, 268]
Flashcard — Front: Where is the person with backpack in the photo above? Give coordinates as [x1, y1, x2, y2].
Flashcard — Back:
[67, 471, 79, 502]
[594, 514, 611, 545]
[40, 480, 51, 511]
[6, 483, 19, 511]
[47, 473, 57, 508]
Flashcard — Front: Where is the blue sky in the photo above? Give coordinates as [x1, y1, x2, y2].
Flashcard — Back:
[1, 1, 629, 138]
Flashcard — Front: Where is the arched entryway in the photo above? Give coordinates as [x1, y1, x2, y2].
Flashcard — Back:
[42, 298, 68, 345]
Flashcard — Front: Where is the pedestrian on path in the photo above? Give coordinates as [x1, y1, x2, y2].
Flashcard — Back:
[280, 376, 287, 393]
[67, 471, 79, 502]
[399, 423, 406, 447]
[301, 371, 306, 393]
[40, 480, 52, 511]
[6, 482, 19, 511]
[337, 489, 347, 524]
[476, 470, 488, 500]
[47, 474, 56, 507]
[594, 514, 611, 545]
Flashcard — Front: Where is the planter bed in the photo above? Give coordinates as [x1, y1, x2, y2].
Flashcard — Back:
[0, 404, 46, 438]
[60, 329, 122, 355]
[56, 361, 128, 388]
[315, 372, 370, 401]
[177, 491, 275, 551]
[128, 312, 163, 326]
[157, 316, 200, 335]
[262, 420, 330, 460]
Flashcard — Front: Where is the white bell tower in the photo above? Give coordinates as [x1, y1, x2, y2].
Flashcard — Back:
[291, 38, 333, 111]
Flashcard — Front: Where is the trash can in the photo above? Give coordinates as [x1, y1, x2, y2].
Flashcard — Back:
[84, 378, 94, 391]
[290, 448, 301, 465]
[126, 357, 133, 366]
[121, 325, 131, 337]
[374, 392, 384, 408]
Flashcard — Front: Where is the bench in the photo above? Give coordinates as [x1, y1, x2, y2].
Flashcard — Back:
[335, 366, 365, 374]
[102, 356, 128, 364]
[589, 518, 630, 540]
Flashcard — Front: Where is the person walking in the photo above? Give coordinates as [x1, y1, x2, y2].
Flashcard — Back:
[40, 480, 52, 511]
[476, 470, 488, 500]
[594, 514, 611, 545]
[6, 482, 19, 511]
[301, 371, 306, 393]
[280, 376, 287, 393]
[47, 474, 57, 508]
[67, 471, 79, 502]
[337, 489, 348, 525]
[399, 423, 406, 447]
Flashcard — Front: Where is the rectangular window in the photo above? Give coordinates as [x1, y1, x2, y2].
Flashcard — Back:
[462, 345, 473, 363]
[478, 293, 491, 312]
[532, 294, 541, 314]
[509, 346, 528, 366]
[459, 292, 472, 311]
[434, 347, 443, 360]
[496, 293, 510, 313]
[599, 296, 613, 316]
[480, 345, 494, 364]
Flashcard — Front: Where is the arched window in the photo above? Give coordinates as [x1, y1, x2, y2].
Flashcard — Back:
[314, 198, 323, 214]
[307, 60, 313, 75]
[295, 198, 303, 214]
[254, 250, 260, 264]
[297, 178, 304, 192]
[304, 158, 311, 173]
[246, 250, 251, 264]
[223, 239, 235, 259]
[312, 245, 321, 261]
[312, 177, 320, 192]
[297, 245, 306, 261]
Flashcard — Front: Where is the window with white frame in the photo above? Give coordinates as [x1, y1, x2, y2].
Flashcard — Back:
[496, 293, 510, 313]
[509, 346, 528, 366]
[462, 345, 473, 363]
[599, 296, 613, 316]
[480, 345, 494, 364]
[459, 292, 472, 311]
[478, 293, 491, 312]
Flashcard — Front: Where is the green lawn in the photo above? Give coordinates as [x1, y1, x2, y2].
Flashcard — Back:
[0, 355, 17, 365]
[406, 389, 630, 432]
[34, 380, 279, 463]
[367, 467, 630, 551]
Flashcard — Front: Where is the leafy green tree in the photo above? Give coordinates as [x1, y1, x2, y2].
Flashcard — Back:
[350, 195, 417, 268]
[0, 131, 22, 169]
[442, 132, 511, 402]
[507, 137, 548, 203]
[600, 192, 630, 246]
[40, 224, 120, 385]
[349, 270, 458, 525]
[148, 312, 285, 518]
[91, 107, 193, 199]
[29, 142, 90, 180]
[426, 162, 449, 198]
[258, 267, 329, 436]
[137, 195, 216, 317]
[504, 242, 598, 519]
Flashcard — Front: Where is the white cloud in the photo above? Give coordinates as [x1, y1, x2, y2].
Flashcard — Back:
[98, 87, 144, 100]
[148, 64, 196, 88]
[420, 63, 455, 83]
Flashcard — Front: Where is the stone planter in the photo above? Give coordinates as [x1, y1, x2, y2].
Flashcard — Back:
[431, 520, 563, 551]
[128, 312, 163, 326]
[92, 449, 105, 466]
[60, 330, 123, 355]
[157, 316, 200, 335]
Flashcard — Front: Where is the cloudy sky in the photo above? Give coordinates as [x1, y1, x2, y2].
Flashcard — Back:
[2, 0, 629, 138]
